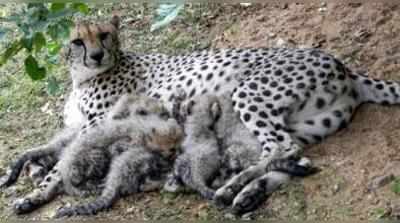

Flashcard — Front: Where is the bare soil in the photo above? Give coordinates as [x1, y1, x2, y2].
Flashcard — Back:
[1, 2, 400, 220]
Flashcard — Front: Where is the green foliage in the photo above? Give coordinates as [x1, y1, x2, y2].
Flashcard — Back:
[24, 55, 45, 80]
[391, 178, 400, 195]
[0, 3, 89, 94]
[0, 3, 185, 94]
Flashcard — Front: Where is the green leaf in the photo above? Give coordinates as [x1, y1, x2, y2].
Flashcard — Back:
[24, 55, 46, 80]
[0, 40, 23, 66]
[71, 3, 89, 15]
[33, 32, 46, 52]
[50, 3, 66, 12]
[58, 19, 73, 39]
[19, 24, 31, 36]
[47, 24, 58, 40]
[47, 42, 62, 55]
[151, 4, 184, 32]
[47, 19, 73, 41]
[21, 37, 33, 52]
[46, 76, 60, 95]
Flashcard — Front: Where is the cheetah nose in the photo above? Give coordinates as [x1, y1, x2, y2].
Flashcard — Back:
[90, 50, 104, 64]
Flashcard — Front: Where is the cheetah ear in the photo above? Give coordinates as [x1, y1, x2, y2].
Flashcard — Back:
[61, 45, 72, 64]
[180, 100, 194, 120]
[210, 101, 221, 121]
[110, 15, 120, 29]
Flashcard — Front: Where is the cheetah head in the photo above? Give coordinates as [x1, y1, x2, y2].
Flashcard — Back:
[66, 16, 120, 87]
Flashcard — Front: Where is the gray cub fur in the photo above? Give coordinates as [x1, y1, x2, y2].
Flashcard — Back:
[11, 94, 183, 216]
[165, 94, 222, 200]
[55, 139, 171, 217]
[164, 92, 315, 201]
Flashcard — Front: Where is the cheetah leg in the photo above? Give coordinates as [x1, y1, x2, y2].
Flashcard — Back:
[231, 158, 317, 215]
[213, 145, 302, 208]
[13, 168, 64, 214]
[214, 161, 269, 208]
[213, 143, 302, 208]
[289, 99, 356, 146]
[0, 127, 77, 188]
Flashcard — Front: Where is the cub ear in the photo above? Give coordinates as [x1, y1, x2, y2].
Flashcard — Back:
[210, 100, 221, 121]
[110, 15, 120, 29]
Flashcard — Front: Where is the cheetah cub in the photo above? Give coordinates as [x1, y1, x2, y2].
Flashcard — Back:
[164, 92, 317, 201]
[12, 94, 183, 216]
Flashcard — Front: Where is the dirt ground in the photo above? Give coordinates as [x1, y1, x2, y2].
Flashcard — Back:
[1, 2, 400, 220]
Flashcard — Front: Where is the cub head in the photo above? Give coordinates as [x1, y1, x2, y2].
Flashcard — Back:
[110, 94, 183, 158]
[66, 16, 121, 87]
[181, 94, 221, 130]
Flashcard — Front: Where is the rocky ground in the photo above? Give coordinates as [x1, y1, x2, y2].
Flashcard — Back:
[1, 2, 400, 220]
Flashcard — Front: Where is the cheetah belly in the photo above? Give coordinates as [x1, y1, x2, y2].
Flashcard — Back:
[64, 91, 86, 129]
[149, 72, 240, 113]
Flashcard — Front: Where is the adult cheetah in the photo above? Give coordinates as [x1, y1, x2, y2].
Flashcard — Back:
[2, 16, 400, 214]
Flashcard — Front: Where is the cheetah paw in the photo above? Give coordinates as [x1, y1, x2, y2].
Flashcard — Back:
[231, 178, 268, 215]
[213, 185, 238, 208]
[13, 198, 36, 214]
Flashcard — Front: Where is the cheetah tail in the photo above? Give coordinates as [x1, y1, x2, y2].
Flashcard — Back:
[350, 72, 400, 105]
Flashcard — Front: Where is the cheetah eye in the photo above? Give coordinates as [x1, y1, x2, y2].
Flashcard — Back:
[160, 111, 170, 120]
[136, 109, 148, 116]
[208, 124, 215, 131]
[99, 32, 110, 41]
[71, 38, 84, 46]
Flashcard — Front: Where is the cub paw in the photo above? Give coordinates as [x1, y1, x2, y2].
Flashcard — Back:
[54, 207, 75, 218]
